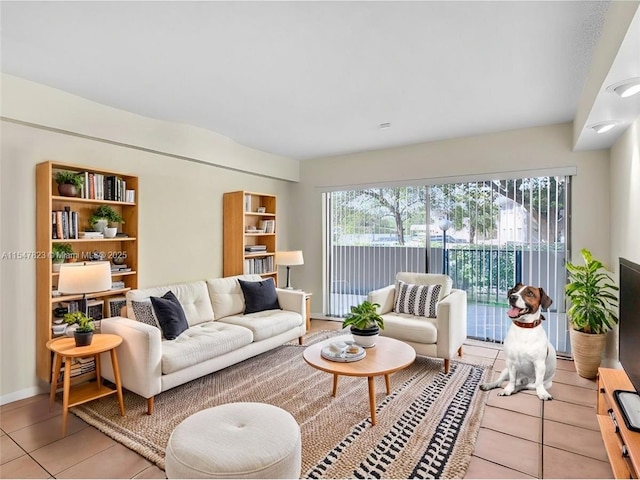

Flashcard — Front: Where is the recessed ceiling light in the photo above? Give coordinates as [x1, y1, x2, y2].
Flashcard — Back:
[607, 78, 640, 98]
[379, 122, 391, 129]
[590, 121, 618, 134]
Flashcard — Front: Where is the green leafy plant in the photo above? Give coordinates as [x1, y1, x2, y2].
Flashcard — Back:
[342, 300, 385, 330]
[51, 243, 74, 263]
[63, 311, 95, 333]
[90, 205, 124, 226]
[54, 171, 84, 188]
[565, 248, 618, 334]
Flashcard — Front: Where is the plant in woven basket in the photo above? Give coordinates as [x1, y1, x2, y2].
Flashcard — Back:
[565, 248, 618, 378]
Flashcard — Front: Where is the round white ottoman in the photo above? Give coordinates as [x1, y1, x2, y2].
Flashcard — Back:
[165, 402, 301, 479]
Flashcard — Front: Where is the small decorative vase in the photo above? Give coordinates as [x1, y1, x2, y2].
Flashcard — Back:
[104, 227, 118, 238]
[52, 262, 63, 273]
[94, 219, 109, 234]
[57, 183, 78, 197]
[74, 330, 94, 347]
[350, 325, 379, 348]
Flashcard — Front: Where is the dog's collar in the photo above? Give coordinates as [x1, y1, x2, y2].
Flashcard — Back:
[512, 316, 544, 328]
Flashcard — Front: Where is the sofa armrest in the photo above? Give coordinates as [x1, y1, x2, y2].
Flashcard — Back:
[275, 289, 306, 330]
[435, 289, 468, 360]
[99, 316, 163, 399]
[368, 285, 395, 314]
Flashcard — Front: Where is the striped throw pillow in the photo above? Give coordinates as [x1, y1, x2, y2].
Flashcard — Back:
[394, 281, 442, 318]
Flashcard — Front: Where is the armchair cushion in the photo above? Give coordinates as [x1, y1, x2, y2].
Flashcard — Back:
[396, 272, 452, 301]
[394, 281, 441, 318]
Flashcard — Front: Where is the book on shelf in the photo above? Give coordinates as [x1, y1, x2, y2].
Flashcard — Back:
[51, 208, 79, 240]
[111, 281, 126, 290]
[80, 231, 104, 239]
[244, 194, 251, 212]
[245, 245, 267, 252]
[243, 256, 274, 274]
[259, 219, 275, 233]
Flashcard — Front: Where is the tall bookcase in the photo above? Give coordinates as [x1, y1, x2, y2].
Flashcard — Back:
[35, 161, 139, 382]
[223, 191, 278, 284]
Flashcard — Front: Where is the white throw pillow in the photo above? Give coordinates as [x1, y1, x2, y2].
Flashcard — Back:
[394, 281, 441, 318]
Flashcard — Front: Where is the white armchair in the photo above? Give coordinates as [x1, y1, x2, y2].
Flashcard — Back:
[368, 272, 467, 373]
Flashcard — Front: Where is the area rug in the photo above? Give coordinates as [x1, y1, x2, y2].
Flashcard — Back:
[71, 331, 492, 479]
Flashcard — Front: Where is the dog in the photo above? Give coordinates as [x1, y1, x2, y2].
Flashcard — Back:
[480, 283, 556, 400]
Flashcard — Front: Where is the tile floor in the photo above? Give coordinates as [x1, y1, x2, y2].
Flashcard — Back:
[0, 320, 613, 479]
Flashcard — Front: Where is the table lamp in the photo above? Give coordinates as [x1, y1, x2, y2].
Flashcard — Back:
[275, 250, 304, 289]
[57, 261, 112, 315]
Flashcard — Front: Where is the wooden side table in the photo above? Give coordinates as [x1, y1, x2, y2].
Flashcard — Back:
[47, 333, 125, 436]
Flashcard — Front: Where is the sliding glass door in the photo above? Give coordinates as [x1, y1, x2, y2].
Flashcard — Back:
[325, 176, 570, 353]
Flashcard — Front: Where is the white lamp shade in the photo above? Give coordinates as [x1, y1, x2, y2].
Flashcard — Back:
[275, 250, 304, 266]
[58, 262, 112, 294]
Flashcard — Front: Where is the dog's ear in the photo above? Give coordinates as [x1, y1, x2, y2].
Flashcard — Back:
[539, 288, 553, 310]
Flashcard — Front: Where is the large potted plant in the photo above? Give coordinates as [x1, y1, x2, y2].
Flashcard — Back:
[342, 300, 385, 348]
[63, 311, 96, 347]
[566, 248, 618, 379]
[54, 171, 84, 197]
[90, 205, 124, 235]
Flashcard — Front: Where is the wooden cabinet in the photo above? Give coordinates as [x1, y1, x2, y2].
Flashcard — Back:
[223, 191, 277, 284]
[597, 367, 640, 478]
[36, 161, 138, 382]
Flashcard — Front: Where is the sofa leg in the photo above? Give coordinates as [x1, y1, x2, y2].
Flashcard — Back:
[457, 346, 463, 357]
[444, 359, 450, 374]
[298, 336, 303, 345]
[147, 397, 154, 415]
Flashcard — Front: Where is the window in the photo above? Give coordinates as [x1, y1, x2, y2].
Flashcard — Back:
[324, 175, 570, 353]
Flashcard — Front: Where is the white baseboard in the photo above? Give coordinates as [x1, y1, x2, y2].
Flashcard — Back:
[0, 385, 48, 406]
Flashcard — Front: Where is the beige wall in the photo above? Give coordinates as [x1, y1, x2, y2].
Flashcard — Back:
[0, 90, 298, 402]
[605, 115, 640, 366]
[294, 123, 611, 316]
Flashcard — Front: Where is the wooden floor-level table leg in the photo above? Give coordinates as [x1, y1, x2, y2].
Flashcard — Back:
[332, 373, 339, 397]
[49, 353, 62, 411]
[110, 348, 125, 416]
[367, 376, 377, 425]
[384, 374, 391, 394]
[61, 355, 71, 437]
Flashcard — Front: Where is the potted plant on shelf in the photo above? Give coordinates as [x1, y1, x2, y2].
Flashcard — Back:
[566, 248, 619, 379]
[63, 311, 96, 347]
[342, 300, 385, 348]
[90, 205, 124, 236]
[54, 171, 84, 197]
[51, 243, 74, 272]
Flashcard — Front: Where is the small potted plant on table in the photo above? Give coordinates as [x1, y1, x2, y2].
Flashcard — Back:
[342, 300, 385, 348]
[566, 248, 618, 378]
[63, 311, 96, 347]
[54, 171, 84, 197]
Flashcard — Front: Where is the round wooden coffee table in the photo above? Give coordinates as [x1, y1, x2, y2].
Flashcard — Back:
[303, 335, 416, 425]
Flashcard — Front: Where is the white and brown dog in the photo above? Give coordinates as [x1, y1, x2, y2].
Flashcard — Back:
[480, 283, 556, 400]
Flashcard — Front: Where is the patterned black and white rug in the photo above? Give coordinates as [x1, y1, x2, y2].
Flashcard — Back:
[71, 331, 491, 478]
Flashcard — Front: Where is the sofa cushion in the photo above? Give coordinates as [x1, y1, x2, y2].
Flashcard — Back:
[380, 313, 438, 344]
[130, 300, 160, 329]
[207, 275, 263, 319]
[394, 281, 441, 318]
[151, 291, 189, 340]
[238, 278, 281, 314]
[161, 322, 253, 374]
[127, 281, 214, 327]
[218, 310, 302, 342]
[396, 273, 452, 300]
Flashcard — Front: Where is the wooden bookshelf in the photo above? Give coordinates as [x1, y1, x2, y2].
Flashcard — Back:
[36, 161, 138, 381]
[223, 191, 277, 284]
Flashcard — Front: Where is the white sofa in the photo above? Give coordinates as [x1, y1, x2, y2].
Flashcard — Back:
[99, 274, 306, 414]
[367, 272, 467, 373]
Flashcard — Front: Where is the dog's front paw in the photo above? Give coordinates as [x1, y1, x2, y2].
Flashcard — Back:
[479, 383, 494, 391]
[498, 390, 513, 397]
[537, 392, 553, 401]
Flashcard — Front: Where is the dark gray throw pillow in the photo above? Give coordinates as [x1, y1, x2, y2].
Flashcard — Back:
[238, 278, 281, 314]
[150, 290, 189, 340]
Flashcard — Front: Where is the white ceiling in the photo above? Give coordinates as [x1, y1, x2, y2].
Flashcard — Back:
[1, 1, 635, 160]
